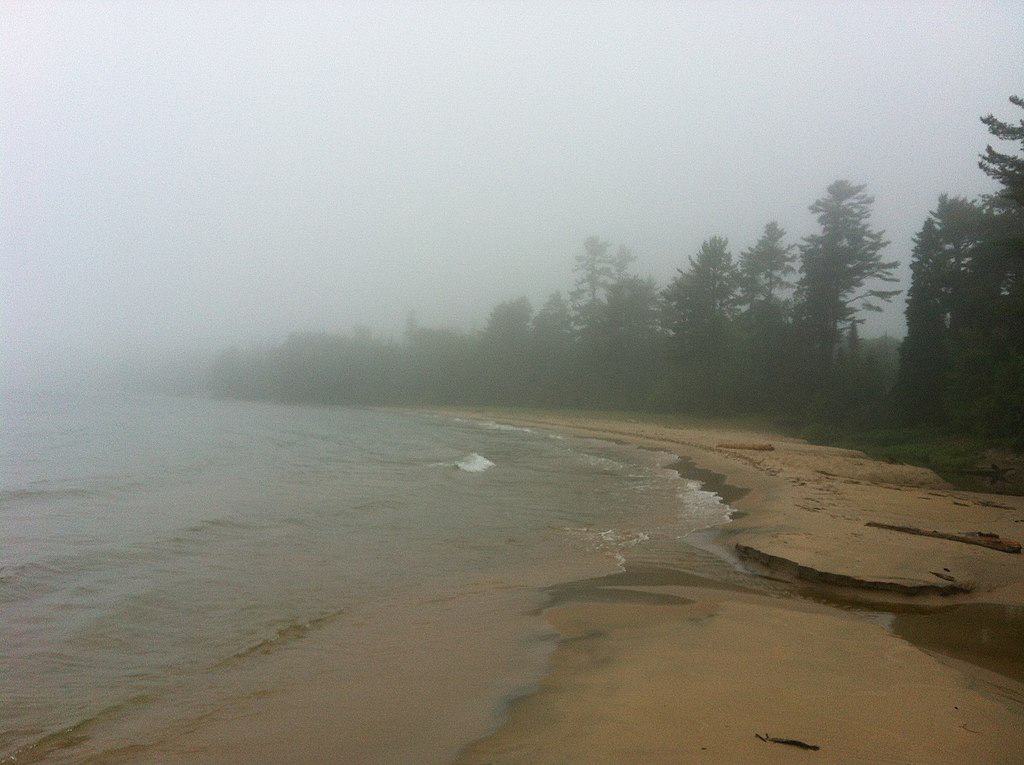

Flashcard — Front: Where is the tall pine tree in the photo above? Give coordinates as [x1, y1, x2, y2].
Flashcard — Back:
[795, 181, 898, 384]
[738, 221, 796, 307]
[980, 95, 1024, 212]
[896, 208, 953, 424]
[662, 237, 740, 411]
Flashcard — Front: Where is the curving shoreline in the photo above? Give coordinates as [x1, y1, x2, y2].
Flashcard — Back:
[438, 409, 1024, 607]
[437, 408, 1024, 763]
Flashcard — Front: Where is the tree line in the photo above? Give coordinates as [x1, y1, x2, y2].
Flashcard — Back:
[207, 96, 1023, 446]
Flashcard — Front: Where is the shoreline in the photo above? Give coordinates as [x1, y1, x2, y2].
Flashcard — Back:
[436, 408, 1024, 607]
[434, 408, 1024, 763]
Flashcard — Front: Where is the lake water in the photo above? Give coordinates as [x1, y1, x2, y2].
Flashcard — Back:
[1, 394, 734, 762]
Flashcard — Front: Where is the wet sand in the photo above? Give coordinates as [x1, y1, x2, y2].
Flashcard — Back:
[442, 409, 1024, 763]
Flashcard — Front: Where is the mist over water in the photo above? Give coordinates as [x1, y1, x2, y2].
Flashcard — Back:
[1, 394, 733, 761]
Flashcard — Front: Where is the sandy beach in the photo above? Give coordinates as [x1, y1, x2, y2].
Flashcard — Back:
[441, 410, 1024, 763]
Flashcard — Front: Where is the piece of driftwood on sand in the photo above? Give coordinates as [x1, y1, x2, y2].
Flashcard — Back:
[755, 733, 820, 751]
[717, 442, 775, 451]
[865, 521, 1022, 554]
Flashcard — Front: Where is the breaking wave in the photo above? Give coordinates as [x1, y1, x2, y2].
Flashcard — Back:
[479, 421, 533, 433]
[455, 453, 495, 472]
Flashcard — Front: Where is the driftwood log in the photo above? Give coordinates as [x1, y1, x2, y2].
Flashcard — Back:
[755, 733, 820, 751]
[866, 521, 1022, 554]
[717, 442, 775, 451]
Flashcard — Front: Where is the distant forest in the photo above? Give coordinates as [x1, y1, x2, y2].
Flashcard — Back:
[207, 97, 1023, 449]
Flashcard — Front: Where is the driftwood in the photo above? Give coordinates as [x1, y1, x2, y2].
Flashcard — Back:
[755, 733, 820, 751]
[717, 442, 775, 451]
[866, 521, 1022, 554]
[978, 499, 1013, 510]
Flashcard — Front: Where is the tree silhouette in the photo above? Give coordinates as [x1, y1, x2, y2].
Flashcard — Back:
[795, 181, 898, 379]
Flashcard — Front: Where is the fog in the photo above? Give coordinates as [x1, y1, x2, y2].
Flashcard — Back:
[3, 1, 1021, 390]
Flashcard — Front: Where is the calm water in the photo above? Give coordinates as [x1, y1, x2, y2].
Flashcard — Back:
[1, 394, 733, 762]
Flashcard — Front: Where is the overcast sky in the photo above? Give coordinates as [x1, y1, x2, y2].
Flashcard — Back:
[3, 1, 1022, 388]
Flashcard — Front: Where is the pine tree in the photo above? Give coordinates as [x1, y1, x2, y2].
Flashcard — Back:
[738, 221, 796, 306]
[587, 276, 663, 407]
[532, 292, 573, 347]
[896, 213, 950, 423]
[663, 236, 739, 349]
[980, 95, 1024, 211]
[795, 181, 898, 380]
[530, 292, 575, 404]
[942, 196, 1024, 439]
[570, 237, 635, 308]
[662, 237, 740, 411]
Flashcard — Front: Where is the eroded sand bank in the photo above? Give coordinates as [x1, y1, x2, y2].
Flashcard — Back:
[442, 410, 1024, 763]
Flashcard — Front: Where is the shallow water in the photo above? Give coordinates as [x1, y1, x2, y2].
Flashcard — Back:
[1, 394, 735, 762]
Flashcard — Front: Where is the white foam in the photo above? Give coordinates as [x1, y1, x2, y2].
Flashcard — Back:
[599, 529, 650, 546]
[481, 421, 533, 433]
[677, 479, 732, 528]
[581, 453, 625, 471]
[455, 453, 495, 472]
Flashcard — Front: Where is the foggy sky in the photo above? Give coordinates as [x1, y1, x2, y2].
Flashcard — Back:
[3, 1, 1022, 389]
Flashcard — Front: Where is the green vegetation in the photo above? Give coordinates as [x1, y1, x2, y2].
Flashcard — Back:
[800, 426, 997, 488]
[206, 96, 1024, 488]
